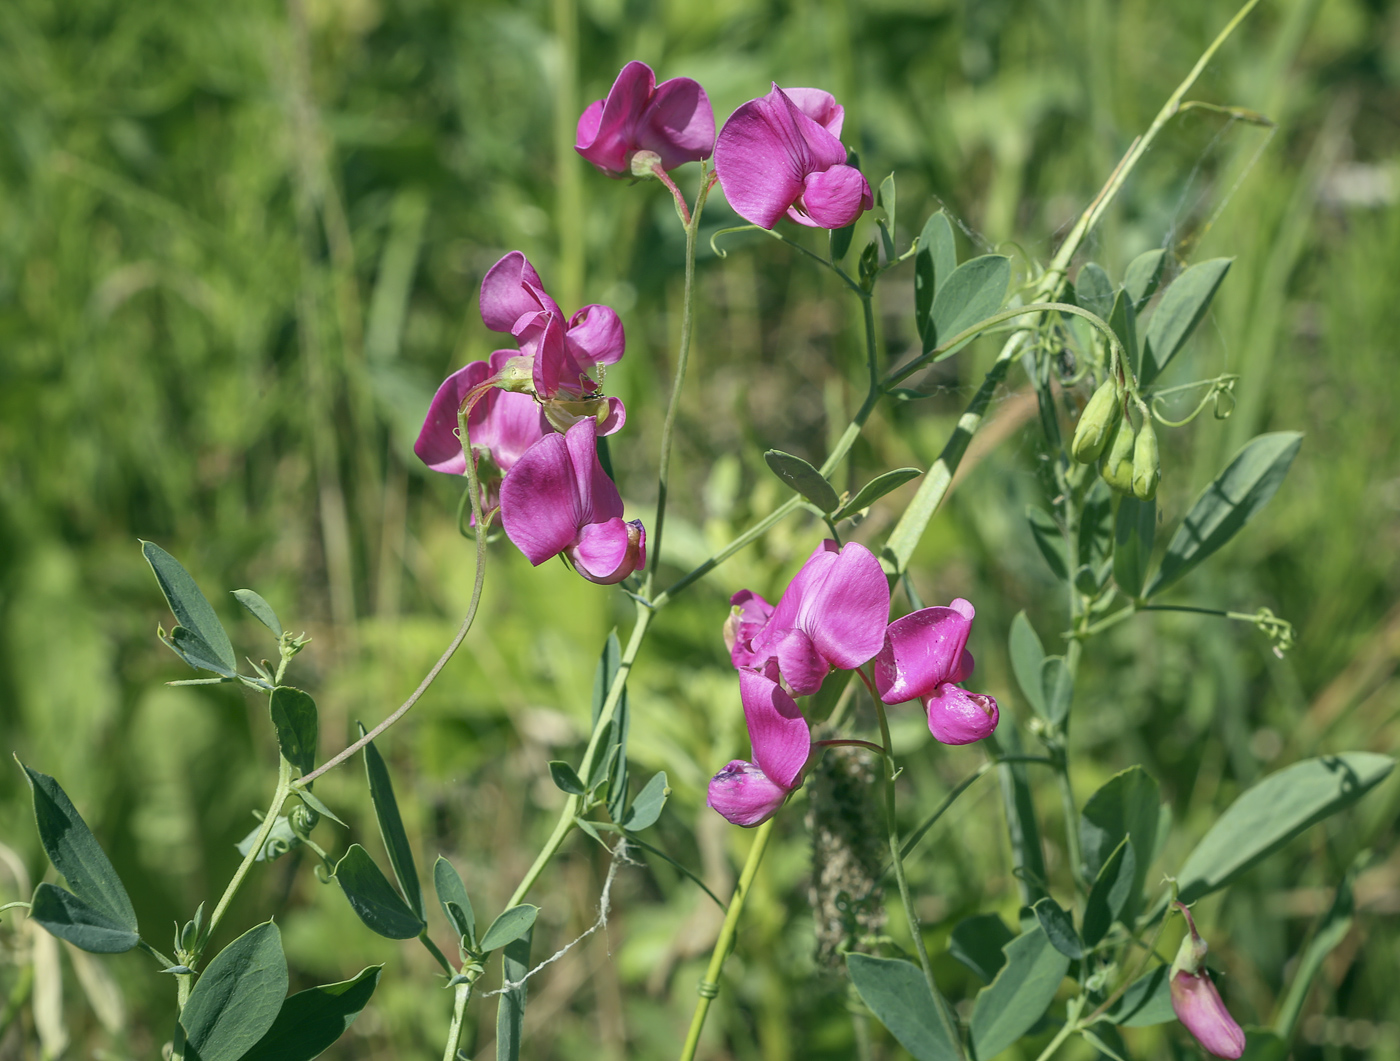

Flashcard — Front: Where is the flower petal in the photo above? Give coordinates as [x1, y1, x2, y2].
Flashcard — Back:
[563, 417, 624, 525]
[707, 760, 789, 827]
[499, 432, 583, 565]
[790, 164, 873, 229]
[772, 627, 828, 697]
[640, 75, 715, 169]
[725, 589, 774, 669]
[479, 252, 558, 333]
[566, 304, 626, 372]
[596, 396, 627, 436]
[874, 603, 975, 704]
[568, 517, 645, 585]
[798, 541, 891, 670]
[574, 60, 655, 174]
[783, 87, 844, 137]
[1171, 972, 1246, 1059]
[414, 360, 492, 475]
[923, 684, 999, 745]
[714, 90, 809, 229]
[740, 669, 810, 790]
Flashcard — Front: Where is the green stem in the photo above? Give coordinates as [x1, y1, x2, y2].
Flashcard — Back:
[677, 817, 776, 1061]
[419, 930, 455, 977]
[872, 695, 965, 1060]
[138, 940, 178, 970]
[1032, 997, 1084, 1061]
[442, 977, 475, 1061]
[204, 755, 293, 954]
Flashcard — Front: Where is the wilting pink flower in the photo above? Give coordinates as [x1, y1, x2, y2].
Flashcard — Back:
[714, 84, 872, 230]
[708, 669, 811, 827]
[873, 600, 999, 745]
[499, 419, 645, 585]
[728, 540, 891, 695]
[414, 350, 550, 513]
[576, 61, 715, 176]
[1169, 902, 1246, 1059]
[479, 252, 627, 432]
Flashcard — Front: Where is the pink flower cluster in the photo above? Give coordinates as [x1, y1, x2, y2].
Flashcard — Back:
[708, 540, 1000, 827]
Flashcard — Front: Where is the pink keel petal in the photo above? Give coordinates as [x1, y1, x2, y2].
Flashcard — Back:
[923, 685, 999, 745]
[707, 760, 788, 827]
[740, 670, 811, 790]
[1171, 972, 1246, 1059]
[479, 252, 558, 333]
[798, 541, 891, 670]
[640, 76, 715, 169]
[499, 433, 583, 566]
[791, 164, 873, 229]
[566, 304, 626, 371]
[874, 604, 975, 704]
[596, 396, 627, 436]
[568, 517, 645, 585]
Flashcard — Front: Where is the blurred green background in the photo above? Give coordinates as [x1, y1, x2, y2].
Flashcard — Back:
[1, 0, 1398, 1057]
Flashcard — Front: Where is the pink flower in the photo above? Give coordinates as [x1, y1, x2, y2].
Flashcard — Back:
[873, 600, 999, 745]
[479, 252, 627, 431]
[707, 669, 811, 827]
[714, 84, 872, 230]
[414, 350, 550, 514]
[576, 61, 715, 176]
[730, 540, 891, 695]
[1170, 903, 1246, 1060]
[498, 418, 645, 585]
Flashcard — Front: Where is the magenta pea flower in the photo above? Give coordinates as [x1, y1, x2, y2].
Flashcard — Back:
[707, 669, 811, 827]
[1169, 903, 1247, 1059]
[728, 540, 891, 695]
[414, 350, 550, 514]
[873, 599, 1000, 745]
[498, 418, 645, 585]
[714, 83, 872, 230]
[479, 251, 627, 433]
[576, 61, 715, 177]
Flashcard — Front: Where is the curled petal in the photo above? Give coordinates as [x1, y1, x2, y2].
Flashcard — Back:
[596, 396, 627, 436]
[575, 98, 607, 162]
[480, 252, 559, 333]
[574, 61, 656, 174]
[499, 432, 583, 565]
[769, 627, 826, 697]
[517, 310, 589, 399]
[783, 87, 844, 136]
[414, 360, 492, 475]
[639, 75, 715, 169]
[740, 669, 811, 790]
[566, 304, 626, 371]
[707, 760, 788, 827]
[726, 590, 775, 669]
[562, 417, 623, 525]
[1171, 972, 1246, 1059]
[874, 602, 975, 704]
[790, 164, 873, 229]
[798, 541, 891, 671]
[923, 684, 999, 745]
[569, 517, 645, 585]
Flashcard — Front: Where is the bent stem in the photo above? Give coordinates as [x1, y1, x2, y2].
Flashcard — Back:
[678, 817, 776, 1061]
[203, 754, 293, 954]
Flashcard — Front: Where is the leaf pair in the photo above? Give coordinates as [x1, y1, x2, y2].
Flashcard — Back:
[765, 450, 919, 520]
[914, 211, 1011, 359]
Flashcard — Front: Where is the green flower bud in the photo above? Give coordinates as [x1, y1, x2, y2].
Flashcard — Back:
[1099, 416, 1136, 493]
[1071, 380, 1122, 464]
[1132, 418, 1161, 501]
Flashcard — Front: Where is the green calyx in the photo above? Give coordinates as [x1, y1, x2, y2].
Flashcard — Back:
[1072, 379, 1123, 464]
[1131, 418, 1161, 500]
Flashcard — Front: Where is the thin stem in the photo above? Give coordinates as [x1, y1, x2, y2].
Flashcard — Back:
[1031, 997, 1084, 1061]
[814, 738, 887, 755]
[677, 817, 776, 1061]
[872, 696, 964, 1060]
[204, 755, 293, 952]
[138, 940, 178, 970]
[419, 930, 455, 977]
[442, 978, 475, 1061]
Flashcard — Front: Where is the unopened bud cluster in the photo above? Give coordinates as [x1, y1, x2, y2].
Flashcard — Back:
[1071, 379, 1160, 500]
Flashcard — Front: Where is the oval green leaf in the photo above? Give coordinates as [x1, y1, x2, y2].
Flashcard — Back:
[1008, 612, 1047, 718]
[361, 729, 423, 921]
[434, 856, 476, 947]
[915, 211, 958, 344]
[1139, 258, 1232, 385]
[847, 954, 959, 1061]
[622, 772, 669, 832]
[141, 541, 236, 673]
[1177, 753, 1394, 903]
[1032, 897, 1083, 960]
[1080, 765, 1161, 915]
[1123, 248, 1166, 312]
[240, 965, 381, 1061]
[270, 687, 318, 777]
[764, 450, 839, 513]
[1082, 837, 1135, 947]
[480, 904, 539, 954]
[969, 926, 1070, 1060]
[333, 844, 425, 939]
[29, 883, 139, 953]
[1113, 496, 1155, 599]
[496, 928, 532, 1061]
[1026, 506, 1069, 581]
[1075, 263, 1114, 320]
[833, 468, 921, 521]
[949, 913, 1014, 985]
[181, 921, 288, 1061]
[926, 254, 1011, 358]
[232, 589, 283, 638]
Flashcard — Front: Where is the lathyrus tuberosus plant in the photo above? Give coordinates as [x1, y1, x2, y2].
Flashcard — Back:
[3, 5, 1394, 1060]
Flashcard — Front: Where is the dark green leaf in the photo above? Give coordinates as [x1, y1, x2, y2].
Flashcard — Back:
[949, 913, 1014, 984]
[915, 212, 958, 345]
[1139, 258, 1232, 384]
[1107, 289, 1139, 376]
[589, 631, 631, 822]
[847, 954, 960, 1061]
[830, 219, 856, 262]
[994, 724, 1049, 905]
[926, 254, 1011, 358]
[1032, 897, 1083, 959]
[181, 921, 288, 1061]
[622, 772, 669, 832]
[1076, 263, 1114, 320]
[591, 630, 621, 727]
[764, 450, 839, 513]
[1008, 612, 1047, 718]
[19, 762, 137, 933]
[1146, 433, 1302, 596]
[495, 927, 532, 1061]
[235, 815, 299, 862]
[970, 926, 1071, 1060]
[361, 729, 423, 921]
[333, 845, 425, 939]
[240, 966, 381, 1061]
[1078, 479, 1115, 569]
[548, 761, 586, 797]
[433, 857, 475, 948]
[1106, 964, 1174, 1026]
[232, 589, 283, 638]
[479, 905, 539, 953]
[877, 173, 897, 260]
[141, 541, 236, 673]
[833, 468, 921, 521]
[1081, 766, 1161, 918]
[586, 721, 614, 793]
[1123, 249, 1166, 312]
[165, 626, 238, 677]
[29, 883, 139, 953]
[1082, 838, 1136, 947]
[1040, 656, 1073, 727]
[1177, 753, 1394, 903]
[1113, 497, 1156, 599]
[270, 687, 318, 777]
[1027, 506, 1068, 581]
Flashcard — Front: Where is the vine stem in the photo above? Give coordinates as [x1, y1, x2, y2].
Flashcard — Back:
[203, 754, 293, 952]
[1032, 997, 1084, 1061]
[677, 817, 776, 1061]
[442, 978, 475, 1061]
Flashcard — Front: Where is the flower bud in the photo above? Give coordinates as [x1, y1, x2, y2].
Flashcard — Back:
[1099, 416, 1136, 493]
[1169, 901, 1246, 1059]
[1131, 418, 1161, 501]
[628, 149, 664, 179]
[707, 760, 790, 827]
[1071, 380, 1122, 464]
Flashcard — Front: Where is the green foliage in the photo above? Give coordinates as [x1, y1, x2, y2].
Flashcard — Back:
[180, 921, 288, 1061]
[922, 255, 1011, 358]
[847, 954, 959, 1061]
[333, 845, 425, 940]
[495, 929, 532, 1061]
[764, 449, 839, 513]
[240, 966, 381, 1061]
[970, 926, 1071, 1059]
[269, 688, 318, 777]
[141, 541, 238, 676]
[479, 905, 540, 953]
[361, 730, 424, 922]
